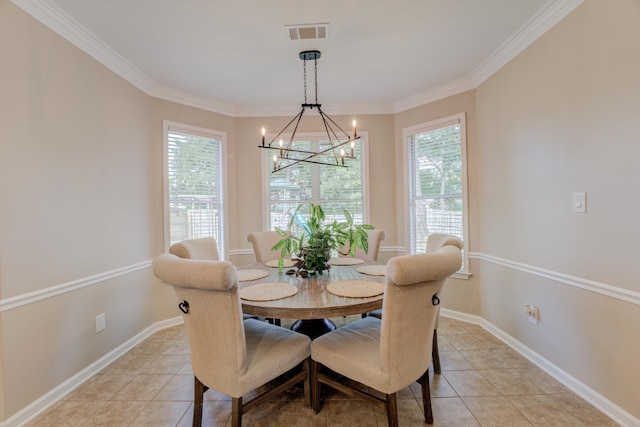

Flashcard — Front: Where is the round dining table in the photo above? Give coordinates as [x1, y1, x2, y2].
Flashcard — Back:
[237, 260, 385, 338]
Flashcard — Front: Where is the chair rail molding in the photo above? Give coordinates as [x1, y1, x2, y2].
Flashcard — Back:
[469, 252, 640, 306]
[0, 261, 152, 313]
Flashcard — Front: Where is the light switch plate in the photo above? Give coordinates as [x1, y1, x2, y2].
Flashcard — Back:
[572, 192, 586, 213]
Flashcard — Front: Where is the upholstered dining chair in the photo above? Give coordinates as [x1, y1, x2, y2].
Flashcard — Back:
[169, 236, 220, 261]
[339, 229, 386, 262]
[247, 231, 287, 263]
[310, 243, 463, 426]
[170, 237, 257, 322]
[424, 233, 463, 374]
[368, 233, 462, 374]
[153, 253, 311, 427]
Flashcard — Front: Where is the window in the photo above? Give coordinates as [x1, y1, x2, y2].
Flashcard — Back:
[264, 133, 369, 234]
[163, 121, 226, 257]
[403, 113, 469, 276]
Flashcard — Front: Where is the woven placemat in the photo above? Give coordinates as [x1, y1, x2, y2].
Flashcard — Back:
[237, 269, 269, 282]
[330, 257, 365, 266]
[265, 259, 296, 268]
[356, 265, 387, 276]
[240, 283, 298, 301]
[327, 280, 384, 298]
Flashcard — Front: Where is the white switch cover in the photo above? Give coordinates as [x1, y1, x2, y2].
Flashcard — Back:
[96, 313, 106, 332]
[572, 192, 586, 213]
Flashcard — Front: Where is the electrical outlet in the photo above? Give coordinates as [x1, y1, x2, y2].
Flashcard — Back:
[529, 305, 540, 325]
[96, 313, 106, 332]
[523, 304, 539, 325]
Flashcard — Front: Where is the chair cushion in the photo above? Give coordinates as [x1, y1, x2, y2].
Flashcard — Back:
[311, 316, 405, 393]
[236, 319, 311, 396]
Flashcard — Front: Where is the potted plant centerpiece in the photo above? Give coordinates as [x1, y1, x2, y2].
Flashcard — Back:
[272, 203, 373, 276]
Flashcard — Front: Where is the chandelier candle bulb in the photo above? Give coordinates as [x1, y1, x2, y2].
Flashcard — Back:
[352, 120, 357, 137]
[341, 148, 345, 165]
[273, 155, 277, 172]
[351, 140, 355, 157]
[279, 139, 283, 156]
[261, 127, 266, 146]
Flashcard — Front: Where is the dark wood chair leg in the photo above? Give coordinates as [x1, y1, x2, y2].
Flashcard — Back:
[231, 396, 242, 427]
[193, 376, 206, 427]
[310, 359, 321, 413]
[419, 370, 433, 424]
[432, 329, 441, 375]
[302, 358, 311, 409]
[386, 393, 399, 427]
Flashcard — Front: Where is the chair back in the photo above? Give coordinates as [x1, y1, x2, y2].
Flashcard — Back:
[426, 233, 462, 253]
[152, 253, 248, 396]
[247, 231, 287, 263]
[169, 237, 219, 261]
[340, 229, 386, 262]
[380, 243, 462, 385]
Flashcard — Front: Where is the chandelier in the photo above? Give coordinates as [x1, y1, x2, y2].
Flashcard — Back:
[259, 50, 360, 173]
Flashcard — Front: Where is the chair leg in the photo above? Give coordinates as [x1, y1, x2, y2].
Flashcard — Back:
[302, 358, 311, 409]
[231, 396, 242, 427]
[193, 376, 206, 427]
[418, 370, 434, 424]
[310, 359, 321, 413]
[432, 329, 441, 375]
[386, 393, 399, 427]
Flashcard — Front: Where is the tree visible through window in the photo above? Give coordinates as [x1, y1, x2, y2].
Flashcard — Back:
[165, 123, 225, 256]
[265, 135, 367, 235]
[405, 113, 468, 273]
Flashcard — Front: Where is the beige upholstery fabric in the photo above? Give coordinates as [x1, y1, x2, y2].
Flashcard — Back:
[311, 242, 462, 395]
[247, 231, 288, 263]
[339, 229, 386, 262]
[152, 254, 311, 398]
[169, 237, 219, 261]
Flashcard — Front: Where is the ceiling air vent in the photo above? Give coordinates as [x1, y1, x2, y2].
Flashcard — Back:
[285, 23, 330, 41]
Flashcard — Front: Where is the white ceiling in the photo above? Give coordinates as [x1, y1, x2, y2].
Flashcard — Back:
[14, 0, 583, 116]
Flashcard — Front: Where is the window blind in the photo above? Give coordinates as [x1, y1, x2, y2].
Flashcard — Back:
[408, 120, 464, 255]
[167, 129, 224, 251]
[266, 137, 367, 233]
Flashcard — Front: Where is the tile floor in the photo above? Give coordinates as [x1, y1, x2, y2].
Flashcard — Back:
[26, 316, 619, 426]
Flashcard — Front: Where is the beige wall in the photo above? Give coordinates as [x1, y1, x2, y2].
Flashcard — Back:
[474, 0, 640, 419]
[0, 2, 172, 419]
[2, 0, 640, 423]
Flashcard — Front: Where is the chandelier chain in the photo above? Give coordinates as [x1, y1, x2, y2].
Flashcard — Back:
[314, 57, 318, 103]
[303, 59, 308, 104]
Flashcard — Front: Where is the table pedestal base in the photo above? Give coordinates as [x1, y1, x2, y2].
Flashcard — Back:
[290, 318, 336, 339]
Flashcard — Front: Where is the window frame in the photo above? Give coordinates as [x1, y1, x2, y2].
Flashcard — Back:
[261, 131, 370, 231]
[162, 120, 228, 258]
[402, 113, 470, 278]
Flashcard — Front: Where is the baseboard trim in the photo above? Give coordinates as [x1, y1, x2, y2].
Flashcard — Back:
[441, 309, 639, 427]
[2, 316, 183, 427]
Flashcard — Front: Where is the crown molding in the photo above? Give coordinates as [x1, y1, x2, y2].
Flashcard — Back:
[149, 83, 236, 117]
[12, 0, 584, 118]
[11, 0, 155, 94]
[470, 0, 585, 86]
[393, 77, 476, 113]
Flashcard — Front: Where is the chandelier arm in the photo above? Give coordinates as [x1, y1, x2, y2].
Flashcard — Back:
[266, 108, 305, 147]
[273, 156, 348, 173]
[319, 114, 341, 164]
[284, 106, 306, 154]
[319, 108, 352, 140]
